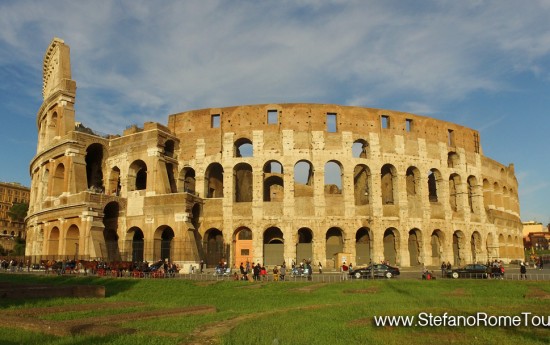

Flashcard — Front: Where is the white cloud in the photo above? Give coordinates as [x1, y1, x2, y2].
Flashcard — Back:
[2, 0, 550, 135]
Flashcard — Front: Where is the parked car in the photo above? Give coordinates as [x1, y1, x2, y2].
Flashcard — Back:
[447, 264, 489, 279]
[350, 264, 400, 279]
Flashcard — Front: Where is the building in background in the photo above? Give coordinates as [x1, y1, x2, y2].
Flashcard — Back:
[522, 221, 550, 251]
[25, 38, 524, 269]
[0, 182, 29, 254]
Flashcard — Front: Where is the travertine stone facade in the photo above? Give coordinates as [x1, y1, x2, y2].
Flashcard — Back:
[26, 38, 523, 269]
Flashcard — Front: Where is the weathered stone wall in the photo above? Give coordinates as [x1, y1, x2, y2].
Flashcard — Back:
[25, 38, 523, 270]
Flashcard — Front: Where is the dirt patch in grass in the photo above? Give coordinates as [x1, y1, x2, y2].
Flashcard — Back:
[193, 281, 221, 287]
[442, 288, 469, 297]
[292, 283, 328, 293]
[348, 318, 371, 326]
[343, 287, 378, 294]
[524, 287, 550, 299]
[0, 303, 216, 337]
[182, 304, 338, 345]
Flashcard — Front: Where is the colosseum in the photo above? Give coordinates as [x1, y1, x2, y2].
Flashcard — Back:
[25, 38, 523, 270]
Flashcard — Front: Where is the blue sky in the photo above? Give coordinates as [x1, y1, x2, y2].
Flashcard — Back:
[0, 1, 549, 223]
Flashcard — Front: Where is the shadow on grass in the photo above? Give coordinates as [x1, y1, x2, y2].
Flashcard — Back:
[0, 273, 139, 306]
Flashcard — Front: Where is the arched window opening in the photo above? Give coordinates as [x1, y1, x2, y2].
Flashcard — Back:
[324, 161, 342, 195]
[108, 167, 121, 196]
[431, 230, 444, 266]
[103, 202, 120, 262]
[352, 139, 369, 158]
[383, 228, 399, 266]
[86, 143, 104, 192]
[52, 164, 65, 197]
[354, 164, 371, 205]
[179, 167, 196, 194]
[205, 163, 224, 198]
[164, 140, 175, 158]
[263, 161, 284, 202]
[294, 161, 314, 197]
[234, 138, 253, 157]
[408, 229, 422, 266]
[234, 163, 253, 202]
[381, 164, 395, 205]
[129, 160, 147, 191]
[449, 174, 461, 212]
[428, 170, 439, 202]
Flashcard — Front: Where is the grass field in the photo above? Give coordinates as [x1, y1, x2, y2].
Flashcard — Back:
[0, 274, 548, 345]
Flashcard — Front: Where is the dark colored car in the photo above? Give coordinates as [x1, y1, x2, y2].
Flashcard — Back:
[350, 264, 400, 279]
[447, 264, 489, 279]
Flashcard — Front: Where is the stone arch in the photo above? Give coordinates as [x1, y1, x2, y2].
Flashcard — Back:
[178, 167, 196, 194]
[204, 228, 224, 267]
[234, 163, 253, 202]
[234, 227, 253, 267]
[126, 227, 144, 262]
[205, 163, 224, 198]
[430, 230, 445, 266]
[406, 167, 420, 197]
[498, 233, 506, 259]
[294, 160, 314, 197]
[467, 176, 475, 213]
[452, 230, 466, 266]
[448, 152, 459, 168]
[355, 227, 372, 265]
[297, 228, 313, 264]
[408, 228, 423, 266]
[324, 160, 343, 195]
[107, 166, 121, 196]
[352, 139, 369, 158]
[449, 173, 462, 212]
[428, 169, 442, 202]
[263, 161, 284, 202]
[103, 202, 120, 261]
[264, 227, 284, 265]
[48, 227, 60, 257]
[383, 228, 400, 266]
[85, 143, 105, 191]
[354, 164, 371, 206]
[234, 137, 253, 157]
[164, 139, 175, 158]
[326, 227, 344, 266]
[470, 231, 482, 263]
[65, 224, 80, 259]
[40, 168, 49, 201]
[128, 160, 147, 191]
[52, 163, 65, 196]
[48, 111, 58, 140]
[381, 164, 396, 204]
[154, 226, 175, 261]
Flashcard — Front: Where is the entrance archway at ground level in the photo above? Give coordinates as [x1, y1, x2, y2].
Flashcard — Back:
[65, 225, 80, 259]
[453, 230, 466, 266]
[430, 230, 444, 266]
[326, 227, 344, 268]
[355, 227, 372, 265]
[48, 227, 60, 257]
[154, 226, 174, 262]
[264, 227, 284, 266]
[204, 228, 224, 267]
[408, 229, 422, 266]
[126, 227, 144, 262]
[383, 228, 400, 266]
[296, 228, 313, 265]
[234, 227, 253, 267]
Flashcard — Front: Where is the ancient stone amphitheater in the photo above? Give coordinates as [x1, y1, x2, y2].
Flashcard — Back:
[25, 38, 523, 270]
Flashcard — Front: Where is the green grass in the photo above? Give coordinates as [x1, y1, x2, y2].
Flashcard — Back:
[0, 274, 548, 345]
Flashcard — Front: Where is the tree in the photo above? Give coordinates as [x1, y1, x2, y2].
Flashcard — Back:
[7, 203, 28, 222]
